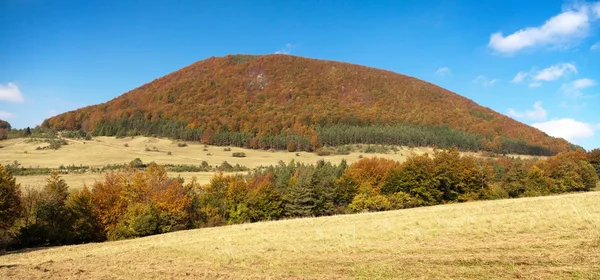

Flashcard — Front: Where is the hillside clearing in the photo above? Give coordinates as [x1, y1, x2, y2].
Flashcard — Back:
[1, 192, 598, 279]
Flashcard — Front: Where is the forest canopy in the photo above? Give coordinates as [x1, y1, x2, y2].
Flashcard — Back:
[42, 54, 573, 155]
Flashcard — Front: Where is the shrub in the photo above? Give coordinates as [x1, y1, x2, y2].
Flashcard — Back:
[316, 148, 332, 156]
[167, 151, 172, 155]
[287, 140, 297, 152]
[124, 143, 129, 147]
[232, 152, 246, 158]
[223, 147, 232, 151]
[129, 158, 145, 169]
[177, 143, 188, 147]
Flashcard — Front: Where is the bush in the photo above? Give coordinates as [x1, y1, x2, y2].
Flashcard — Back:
[232, 152, 246, 158]
[287, 140, 297, 152]
[316, 148, 332, 156]
[129, 158, 145, 169]
[124, 143, 129, 147]
[177, 143, 188, 147]
[167, 151, 172, 155]
[223, 147, 231, 151]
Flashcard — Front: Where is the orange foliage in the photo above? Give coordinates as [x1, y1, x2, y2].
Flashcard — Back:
[43, 54, 572, 154]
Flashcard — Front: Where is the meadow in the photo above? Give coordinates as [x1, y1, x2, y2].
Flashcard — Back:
[1, 136, 452, 189]
[0, 191, 598, 279]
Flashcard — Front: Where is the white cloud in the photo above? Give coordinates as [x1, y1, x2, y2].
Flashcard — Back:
[534, 63, 577, 81]
[274, 43, 295, 55]
[507, 101, 548, 121]
[0, 82, 24, 103]
[591, 42, 600, 50]
[529, 82, 543, 88]
[436, 67, 451, 76]
[512, 63, 577, 87]
[561, 78, 596, 96]
[488, 3, 599, 54]
[532, 118, 596, 141]
[473, 75, 499, 86]
[511, 71, 528, 83]
[0, 111, 15, 119]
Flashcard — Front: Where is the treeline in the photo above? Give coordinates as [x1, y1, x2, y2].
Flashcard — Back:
[316, 124, 555, 156]
[91, 115, 314, 152]
[1, 148, 598, 251]
[86, 115, 556, 155]
[5, 158, 248, 177]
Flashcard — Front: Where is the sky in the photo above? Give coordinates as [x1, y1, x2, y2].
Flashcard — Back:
[1, 0, 599, 150]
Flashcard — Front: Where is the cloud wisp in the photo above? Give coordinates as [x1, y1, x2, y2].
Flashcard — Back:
[275, 43, 295, 55]
[473, 75, 499, 86]
[561, 78, 596, 97]
[0, 111, 15, 119]
[507, 101, 548, 121]
[436, 67, 451, 76]
[511, 63, 577, 87]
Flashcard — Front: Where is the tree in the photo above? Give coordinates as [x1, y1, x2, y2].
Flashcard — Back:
[0, 120, 11, 130]
[382, 154, 440, 206]
[0, 164, 22, 250]
[284, 169, 315, 217]
[67, 187, 105, 243]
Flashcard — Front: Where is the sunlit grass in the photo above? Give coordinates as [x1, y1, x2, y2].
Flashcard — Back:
[1, 191, 598, 279]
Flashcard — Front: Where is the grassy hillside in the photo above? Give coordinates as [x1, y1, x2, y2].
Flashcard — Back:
[1, 192, 598, 279]
[42, 54, 573, 155]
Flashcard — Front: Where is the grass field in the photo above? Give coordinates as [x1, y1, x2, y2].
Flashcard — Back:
[1, 191, 598, 279]
[0, 136, 541, 190]
[0, 136, 432, 189]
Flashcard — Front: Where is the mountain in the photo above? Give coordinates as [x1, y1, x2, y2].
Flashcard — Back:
[43, 54, 573, 155]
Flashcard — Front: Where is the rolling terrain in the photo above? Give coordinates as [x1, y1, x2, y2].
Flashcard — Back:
[42, 54, 573, 155]
[1, 192, 598, 279]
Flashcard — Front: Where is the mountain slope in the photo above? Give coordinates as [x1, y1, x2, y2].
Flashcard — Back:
[43, 54, 572, 155]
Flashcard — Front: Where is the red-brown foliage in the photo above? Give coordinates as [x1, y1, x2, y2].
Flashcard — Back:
[43, 54, 572, 154]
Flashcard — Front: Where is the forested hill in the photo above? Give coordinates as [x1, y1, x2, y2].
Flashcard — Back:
[43, 54, 573, 155]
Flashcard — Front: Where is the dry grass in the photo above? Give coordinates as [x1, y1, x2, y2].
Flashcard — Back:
[1, 136, 541, 190]
[14, 172, 231, 190]
[1, 192, 598, 279]
[0, 136, 421, 168]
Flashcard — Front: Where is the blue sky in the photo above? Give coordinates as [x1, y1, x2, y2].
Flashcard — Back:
[1, 0, 599, 150]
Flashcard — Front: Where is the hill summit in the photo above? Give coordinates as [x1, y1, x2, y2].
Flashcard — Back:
[43, 54, 572, 155]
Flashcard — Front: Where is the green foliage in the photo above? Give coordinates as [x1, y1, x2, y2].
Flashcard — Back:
[0, 164, 22, 250]
[3, 147, 599, 251]
[18, 172, 72, 247]
[108, 204, 160, 240]
[66, 187, 105, 243]
[0, 120, 11, 130]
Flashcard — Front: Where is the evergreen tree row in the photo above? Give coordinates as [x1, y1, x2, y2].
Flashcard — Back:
[89, 116, 554, 155]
